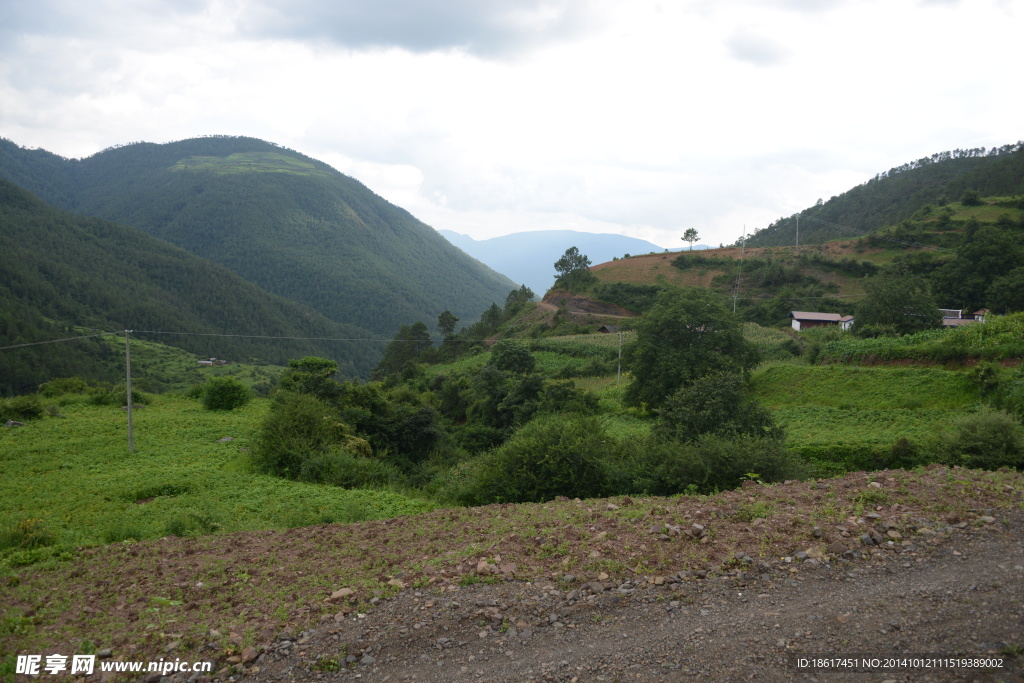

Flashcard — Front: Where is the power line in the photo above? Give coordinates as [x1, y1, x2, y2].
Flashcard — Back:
[133, 330, 389, 342]
[0, 328, 508, 352]
[0, 331, 114, 351]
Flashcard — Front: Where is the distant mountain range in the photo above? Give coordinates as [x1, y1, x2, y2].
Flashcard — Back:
[439, 229, 709, 295]
[0, 136, 518, 340]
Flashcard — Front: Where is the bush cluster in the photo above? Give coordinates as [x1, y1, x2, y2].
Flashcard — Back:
[201, 376, 252, 411]
[0, 395, 44, 422]
[449, 414, 613, 505]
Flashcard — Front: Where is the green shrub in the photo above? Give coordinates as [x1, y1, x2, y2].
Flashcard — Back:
[164, 517, 189, 537]
[127, 483, 190, 502]
[653, 372, 782, 443]
[452, 422, 505, 452]
[37, 377, 92, 397]
[988, 365, 1024, 420]
[163, 510, 222, 537]
[0, 518, 56, 551]
[457, 414, 612, 504]
[939, 407, 1024, 470]
[297, 449, 403, 488]
[101, 521, 145, 544]
[791, 438, 928, 475]
[490, 339, 535, 374]
[0, 395, 44, 422]
[201, 376, 252, 410]
[614, 434, 803, 496]
[254, 391, 370, 479]
[88, 385, 150, 407]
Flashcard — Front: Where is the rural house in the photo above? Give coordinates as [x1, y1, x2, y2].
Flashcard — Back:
[788, 311, 854, 332]
[940, 309, 989, 328]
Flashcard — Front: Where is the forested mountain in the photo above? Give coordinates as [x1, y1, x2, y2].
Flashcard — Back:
[0, 179, 386, 394]
[0, 136, 517, 336]
[439, 229, 708, 295]
[744, 142, 1024, 247]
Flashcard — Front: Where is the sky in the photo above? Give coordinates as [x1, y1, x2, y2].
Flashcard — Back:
[1, 0, 1021, 250]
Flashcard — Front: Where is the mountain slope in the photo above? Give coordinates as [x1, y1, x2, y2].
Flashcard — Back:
[439, 229, 708, 295]
[0, 179, 385, 393]
[0, 136, 518, 336]
[745, 142, 1024, 247]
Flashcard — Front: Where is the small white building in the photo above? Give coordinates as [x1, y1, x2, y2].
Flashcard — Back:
[789, 311, 852, 332]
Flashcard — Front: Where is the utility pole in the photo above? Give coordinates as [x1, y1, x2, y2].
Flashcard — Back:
[616, 331, 623, 386]
[733, 226, 746, 313]
[125, 329, 134, 452]
[796, 214, 799, 251]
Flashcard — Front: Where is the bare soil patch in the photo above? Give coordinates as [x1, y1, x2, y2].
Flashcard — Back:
[2, 466, 1022, 682]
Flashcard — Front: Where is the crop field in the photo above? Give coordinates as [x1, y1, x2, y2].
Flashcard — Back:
[750, 364, 979, 410]
[170, 152, 333, 178]
[0, 396, 434, 569]
[592, 253, 726, 287]
[750, 363, 982, 472]
[819, 313, 1024, 364]
[774, 405, 957, 449]
[534, 332, 636, 352]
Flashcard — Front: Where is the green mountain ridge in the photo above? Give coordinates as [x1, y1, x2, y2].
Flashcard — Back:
[745, 142, 1024, 247]
[0, 179, 385, 394]
[0, 135, 518, 337]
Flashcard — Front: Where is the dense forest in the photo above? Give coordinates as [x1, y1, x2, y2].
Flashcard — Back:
[0, 180, 384, 394]
[744, 143, 1024, 247]
[0, 136, 518, 336]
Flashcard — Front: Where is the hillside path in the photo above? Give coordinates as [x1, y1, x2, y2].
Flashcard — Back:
[247, 510, 1023, 683]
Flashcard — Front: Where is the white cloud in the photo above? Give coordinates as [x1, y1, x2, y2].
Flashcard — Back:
[0, 0, 1021, 251]
[726, 30, 790, 66]
[235, 0, 610, 58]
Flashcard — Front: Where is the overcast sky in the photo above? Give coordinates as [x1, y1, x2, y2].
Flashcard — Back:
[1, 0, 1021, 249]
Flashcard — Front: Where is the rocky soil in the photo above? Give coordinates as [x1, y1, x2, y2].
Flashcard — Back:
[240, 508, 1024, 682]
[4, 467, 1023, 682]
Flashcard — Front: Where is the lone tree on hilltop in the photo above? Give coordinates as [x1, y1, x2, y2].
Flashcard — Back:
[682, 228, 700, 251]
[553, 246, 596, 292]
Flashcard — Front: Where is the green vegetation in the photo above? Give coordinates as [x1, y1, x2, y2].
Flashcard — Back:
[450, 414, 612, 504]
[2, 137, 1023, 592]
[0, 136, 517, 342]
[0, 395, 433, 569]
[624, 288, 758, 408]
[201, 376, 252, 411]
[169, 151, 334, 178]
[745, 143, 1024, 247]
[553, 246, 598, 292]
[0, 178, 377, 392]
[749, 363, 1024, 473]
[854, 267, 941, 337]
[816, 313, 1024, 365]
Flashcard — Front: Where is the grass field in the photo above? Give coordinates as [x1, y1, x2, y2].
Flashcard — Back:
[750, 363, 982, 470]
[0, 396, 434, 570]
[750, 364, 979, 410]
